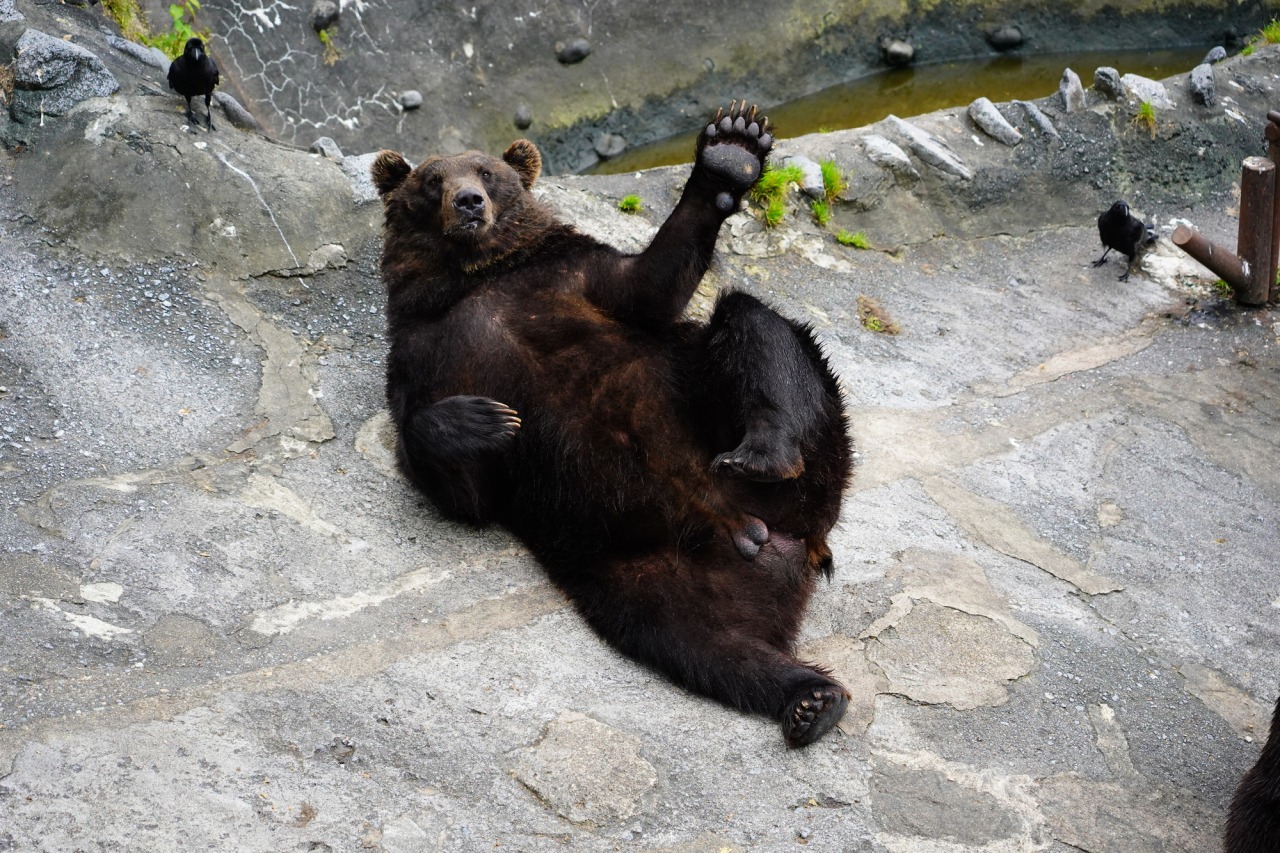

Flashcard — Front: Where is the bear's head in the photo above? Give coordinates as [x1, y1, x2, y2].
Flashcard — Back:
[372, 141, 543, 267]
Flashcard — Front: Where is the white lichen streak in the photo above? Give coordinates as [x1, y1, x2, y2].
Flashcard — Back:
[218, 0, 396, 144]
[248, 566, 453, 635]
[212, 141, 299, 268]
[30, 597, 134, 640]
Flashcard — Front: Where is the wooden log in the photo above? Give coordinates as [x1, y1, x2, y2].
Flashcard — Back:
[1237, 155, 1275, 306]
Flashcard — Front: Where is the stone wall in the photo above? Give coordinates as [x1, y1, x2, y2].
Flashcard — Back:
[195, 0, 1279, 172]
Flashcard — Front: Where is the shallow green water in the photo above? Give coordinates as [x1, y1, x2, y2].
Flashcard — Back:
[588, 47, 1214, 175]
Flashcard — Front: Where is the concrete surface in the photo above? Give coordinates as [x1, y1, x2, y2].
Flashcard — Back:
[2, 4, 1280, 850]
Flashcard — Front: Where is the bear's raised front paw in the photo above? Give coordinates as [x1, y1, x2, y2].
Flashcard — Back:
[782, 684, 850, 748]
[696, 101, 773, 205]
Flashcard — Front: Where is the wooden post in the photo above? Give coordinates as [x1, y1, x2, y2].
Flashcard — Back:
[1267, 110, 1280, 302]
[1237, 155, 1275, 306]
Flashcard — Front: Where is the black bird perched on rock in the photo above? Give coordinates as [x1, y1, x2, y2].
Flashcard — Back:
[168, 37, 220, 131]
[1093, 200, 1156, 281]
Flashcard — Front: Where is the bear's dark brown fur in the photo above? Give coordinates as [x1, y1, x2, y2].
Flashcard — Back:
[373, 104, 854, 746]
[1226, 691, 1280, 852]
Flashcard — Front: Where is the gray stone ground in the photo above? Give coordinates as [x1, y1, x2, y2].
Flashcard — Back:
[2, 4, 1280, 850]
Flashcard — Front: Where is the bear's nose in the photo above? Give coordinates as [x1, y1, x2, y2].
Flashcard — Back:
[453, 188, 486, 216]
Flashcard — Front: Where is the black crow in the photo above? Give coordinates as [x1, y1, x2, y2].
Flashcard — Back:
[168, 37, 219, 131]
[1225, 692, 1280, 853]
[1093, 200, 1156, 281]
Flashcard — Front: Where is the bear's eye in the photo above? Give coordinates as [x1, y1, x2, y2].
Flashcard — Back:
[480, 169, 492, 181]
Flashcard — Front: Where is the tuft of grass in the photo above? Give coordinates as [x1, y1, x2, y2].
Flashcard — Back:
[1212, 279, 1234, 298]
[318, 27, 341, 65]
[100, 0, 151, 44]
[836, 229, 870, 249]
[819, 160, 849, 201]
[1242, 18, 1280, 55]
[750, 163, 804, 203]
[1131, 100, 1157, 138]
[763, 196, 787, 228]
[617, 194, 642, 214]
[857, 295, 900, 335]
[101, 0, 207, 59]
[809, 199, 832, 226]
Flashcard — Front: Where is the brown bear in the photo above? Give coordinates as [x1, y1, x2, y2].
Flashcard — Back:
[371, 103, 854, 747]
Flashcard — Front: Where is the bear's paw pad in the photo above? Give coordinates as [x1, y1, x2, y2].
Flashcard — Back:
[698, 101, 771, 192]
[783, 685, 849, 748]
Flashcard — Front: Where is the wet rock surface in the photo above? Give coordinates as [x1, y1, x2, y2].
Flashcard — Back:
[1, 1, 1279, 849]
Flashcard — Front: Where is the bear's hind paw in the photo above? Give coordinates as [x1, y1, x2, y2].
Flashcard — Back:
[711, 442, 804, 483]
[782, 684, 850, 748]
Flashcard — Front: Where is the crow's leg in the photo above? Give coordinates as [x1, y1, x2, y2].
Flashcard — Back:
[183, 95, 197, 125]
[204, 93, 216, 131]
[1091, 247, 1112, 268]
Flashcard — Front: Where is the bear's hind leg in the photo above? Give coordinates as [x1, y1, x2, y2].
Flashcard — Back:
[575, 554, 851, 747]
[646, 633, 850, 748]
[699, 290, 844, 484]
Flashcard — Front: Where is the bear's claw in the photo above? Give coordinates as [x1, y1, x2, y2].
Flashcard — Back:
[697, 101, 772, 196]
[711, 442, 804, 483]
[782, 684, 850, 748]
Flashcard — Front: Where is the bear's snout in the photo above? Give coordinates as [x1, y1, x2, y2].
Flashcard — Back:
[442, 181, 493, 236]
[453, 187, 486, 217]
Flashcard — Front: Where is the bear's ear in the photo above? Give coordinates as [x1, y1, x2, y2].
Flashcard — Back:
[371, 150, 412, 197]
[503, 139, 542, 190]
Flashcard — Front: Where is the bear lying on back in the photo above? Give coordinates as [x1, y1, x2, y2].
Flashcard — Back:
[372, 103, 854, 747]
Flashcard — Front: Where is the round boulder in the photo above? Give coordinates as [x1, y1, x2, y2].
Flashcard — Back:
[1093, 66, 1123, 100]
[881, 38, 915, 67]
[556, 38, 592, 65]
[399, 90, 423, 110]
[986, 25, 1023, 51]
[310, 0, 339, 33]
[594, 132, 626, 160]
[514, 104, 533, 130]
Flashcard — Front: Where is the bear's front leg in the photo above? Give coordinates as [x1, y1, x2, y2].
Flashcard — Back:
[591, 103, 773, 327]
[396, 395, 521, 524]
